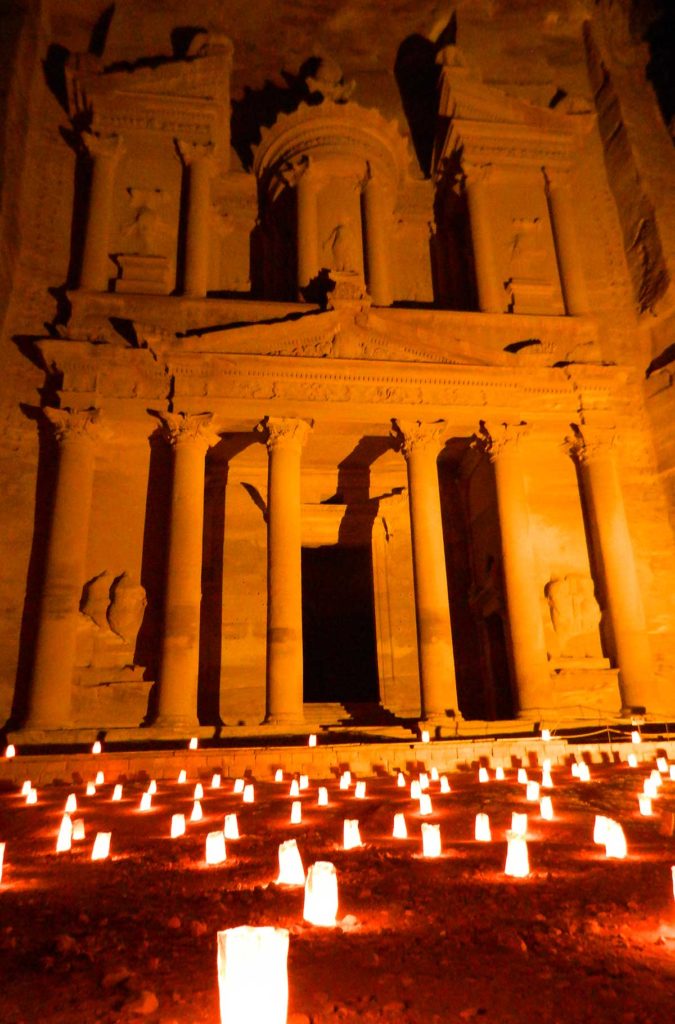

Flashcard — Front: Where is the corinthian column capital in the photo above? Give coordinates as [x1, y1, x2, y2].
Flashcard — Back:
[391, 419, 446, 459]
[43, 407, 103, 445]
[175, 139, 215, 169]
[565, 424, 616, 465]
[159, 411, 220, 450]
[257, 416, 313, 452]
[82, 132, 125, 162]
[472, 421, 529, 462]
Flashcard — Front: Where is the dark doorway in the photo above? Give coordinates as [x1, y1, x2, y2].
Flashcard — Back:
[302, 545, 379, 703]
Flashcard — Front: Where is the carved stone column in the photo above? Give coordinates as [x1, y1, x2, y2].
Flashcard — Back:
[80, 133, 125, 291]
[464, 163, 504, 313]
[295, 157, 319, 297]
[475, 423, 550, 716]
[177, 141, 215, 297]
[156, 412, 220, 730]
[259, 417, 312, 724]
[391, 419, 461, 721]
[362, 166, 393, 306]
[25, 409, 102, 730]
[543, 167, 589, 315]
[567, 426, 654, 713]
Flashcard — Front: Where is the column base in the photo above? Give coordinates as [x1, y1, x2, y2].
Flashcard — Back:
[152, 715, 202, 734]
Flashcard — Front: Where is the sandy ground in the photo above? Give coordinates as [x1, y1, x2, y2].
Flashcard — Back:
[1, 750, 675, 1024]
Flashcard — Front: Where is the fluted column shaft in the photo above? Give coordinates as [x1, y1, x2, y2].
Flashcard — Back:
[477, 423, 550, 716]
[363, 169, 393, 306]
[464, 164, 503, 313]
[392, 420, 460, 721]
[544, 168, 589, 315]
[260, 417, 312, 723]
[80, 134, 125, 291]
[156, 413, 219, 729]
[178, 141, 215, 297]
[568, 427, 653, 712]
[25, 409, 101, 729]
[296, 160, 319, 296]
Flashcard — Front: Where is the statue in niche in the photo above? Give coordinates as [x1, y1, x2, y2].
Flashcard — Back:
[323, 217, 360, 274]
[544, 573, 602, 660]
[107, 572, 147, 647]
[302, 55, 355, 103]
[121, 188, 171, 256]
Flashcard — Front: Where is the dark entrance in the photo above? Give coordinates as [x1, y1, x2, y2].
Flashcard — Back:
[301, 545, 379, 703]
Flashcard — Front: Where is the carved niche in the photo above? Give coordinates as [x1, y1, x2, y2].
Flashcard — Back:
[544, 573, 603, 661]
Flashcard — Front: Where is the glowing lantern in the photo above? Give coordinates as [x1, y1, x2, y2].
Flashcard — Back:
[95, 770, 104, 786]
[86, 782, 96, 796]
[291, 801, 302, 824]
[217, 926, 289, 1024]
[308, 734, 317, 747]
[649, 769, 662, 789]
[571, 762, 580, 778]
[299, 775, 309, 790]
[644, 778, 659, 799]
[224, 813, 239, 840]
[20, 780, 31, 796]
[233, 778, 245, 794]
[65, 793, 77, 814]
[670, 765, 675, 782]
[194, 783, 204, 800]
[343, 819, 362, 849]
[212, 774, 222, 789]
[410, 780, 421, 800]
[0, 842, 4, 881]
[440, 776, 451, 794]
[419, 773, 430, 791]
[627, 754, 638, 769]
[541, 729, 551, 741]
[421, 822, 441, 858]
[354, 781, 366, 799]
[277, 839, 305, 885]
[419, 793, 433, 816]
[92, 741, 102, 755]
[303, 862, 338, 926]
[397, 772, 405, 788]
[26, 788, 37, 805]
[56, 814, 73, 852]
[495, 766, 505, 781]
[289, 779, 300, 798]
[478, 767, 489, 783]
[91, 832, 111, 860]
[171, 813, 186, 838]
[540, 796, 553, 821]
[504, 833, 529, 877]
[593, 815, 610, 844]
[317, 786, 328, 807]
[72, 819, 85, 841]
[526, 781, 540, 803]
[517, 768, 528, 784]
[475, 813, 491, 842]
[140, 792, 152, 812]
[393, 813, 407, 838]
[657, 758, 668, 774]
[420, 729, 430, 744]
[339, 771, 351, 790]
[112, 784, 123, 802]
[631, 730, 641, 744]
[639, 794, 653, 816]
[178, 769, 187, 784]
[579, 762, 591, 781]
[148, 780, 157, 795]
[189, 737, 198, 750]
[511, 812, 528, 838]
[541, 767, 553, 789]
[274, 769, 284, 783]
[243, 784, 254, 804]
[5, 744, 16, 758]
[206, 831, 227, 865]
[191, 800, 203, 822]
[604, 820, 627, 859]
[430, 767, 439, 781]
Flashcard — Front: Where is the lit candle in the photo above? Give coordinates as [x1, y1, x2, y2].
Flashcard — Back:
[541, 767, 553, 789]
[420, 730, 430, 744]
[430, 767, 439, 782]
[171, 813, 186, 838]
[593, 815, 610, 845]
[526, 781, 540, 803]
[410, 780, 421, 800]
[290, 801, 302, 825]
[178, 769, 187, 784]
[419, 793, 433, 816]
[604, 820, 627, 859]
[343, 819, 362, 850]
[274, 769, 284, 783]
[578, 763, 591, 783]
[511, 812, 528, 838]
[211, 774, 222, 789]
[303, 862, 338, 926]
[65, 793, 77, 814]
[540, 796, 553, 821]
[189, 737, 198, 750]
[638, 794, 652, 816]
[26, 787, 37, 805]
[5, 744, 16, 759]
[299, 775, 309, 791]
[206, 831, 227, 865]
[242, 784, 254, 804]
[191, 800, 203, 822]
[91, 832, 111, 860]
[233, 778, 245, 794]
[421, 822, 441, 858]
[317, 786, 328, 807]
[308, 734, 317, 747]
[627, 754, 638, 769]
[20, 780, 31, 796]
[72, 818, 85, 841]
[289, 779, 300, 798]
[504, 833, 529, 877]
[631, 730, 641, 744]
[147, 779, 157, 795]
[397, 772, 405, 788]
[517, 768, 528, 785]
[541, 729, 551, 741]
[354, 781, 366, 799]
[475, 812, 491, 842]
[217, 926, 289, 1024]
[478, 767, 489, 783]
[139, 791, 152, 812]
[92, 741, 102, 755]
[419, 773, 430, 791]
[194, 783, 204, 800]
[276, 839, 304, 885]
[112, 784, 123, 802]
[95, 770, 104, 786]
[224, 813, 239, 840]
[56, 814, 73, 852]
[495, 766, 505, 781]
[86, 782, 96, 797]
[339, 771, 351, 791]
[439, 776, 451, 794]
[393, 813, 407, 839]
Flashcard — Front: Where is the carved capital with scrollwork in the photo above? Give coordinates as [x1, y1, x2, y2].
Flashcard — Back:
[43, 406, 104, 446]
[257, 416, 313, 453]
[391, 419, 446, 460]
[82, 132, 125, 163]
[175, 139, 215, 170]
[564, 423, 616, 465]
[159, 411, 220, 451]
[471, 420, 530, 463]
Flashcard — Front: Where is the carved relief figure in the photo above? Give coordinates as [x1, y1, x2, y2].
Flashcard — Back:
[323, 217, 361, 274]
[107, 572, 148, 646]
[121, 188, 172, 256]
[544, 573, 602, 660]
